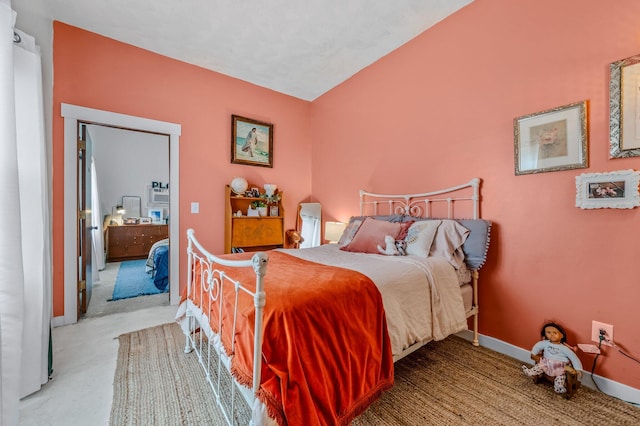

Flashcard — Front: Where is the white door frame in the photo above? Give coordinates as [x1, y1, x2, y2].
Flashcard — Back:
[59, 103, 181, 326]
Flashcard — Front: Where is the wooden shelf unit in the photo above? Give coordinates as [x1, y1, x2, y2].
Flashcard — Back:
[224, 185, 284, 253]
[106, 224, 168, 261]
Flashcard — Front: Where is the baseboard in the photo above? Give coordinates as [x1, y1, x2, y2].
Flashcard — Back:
[456, 330, 640, 406]
[51, 316, 66, 328]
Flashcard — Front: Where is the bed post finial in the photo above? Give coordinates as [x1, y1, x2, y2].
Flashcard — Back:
[251, 252, 269, 395]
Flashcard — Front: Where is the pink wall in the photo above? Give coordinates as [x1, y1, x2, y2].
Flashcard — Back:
[311, 0, 640, 388]
[51, 0, 640, 390]
[52, 22, 312, 316]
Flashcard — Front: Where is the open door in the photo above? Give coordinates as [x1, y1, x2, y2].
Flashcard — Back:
[76, 123, 93, 318]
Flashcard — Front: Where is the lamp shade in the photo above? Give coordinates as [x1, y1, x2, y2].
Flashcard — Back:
[324, 221, 346, 244]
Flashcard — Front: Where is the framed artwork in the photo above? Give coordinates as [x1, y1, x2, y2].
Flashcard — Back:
[231, 115, 273, 168]
[514, 101, 588, 175]
[148, 208, 163, 224]
[269, 206, 279, 217]
[575, 169, 640, 209]
[609, 53, 640, 158]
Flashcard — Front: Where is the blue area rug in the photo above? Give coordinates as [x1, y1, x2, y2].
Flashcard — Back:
[110, 259, 168, 301]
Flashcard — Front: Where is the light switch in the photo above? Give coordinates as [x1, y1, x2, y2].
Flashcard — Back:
[191, 202, 199, 214]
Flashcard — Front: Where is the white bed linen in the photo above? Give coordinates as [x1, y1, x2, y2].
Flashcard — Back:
[277, 245, 468, 357]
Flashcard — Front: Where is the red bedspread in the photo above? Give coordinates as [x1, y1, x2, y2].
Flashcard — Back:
[183, 250, 394, 425]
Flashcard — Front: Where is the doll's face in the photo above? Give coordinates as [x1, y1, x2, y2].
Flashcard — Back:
[544, 326, 564, 344]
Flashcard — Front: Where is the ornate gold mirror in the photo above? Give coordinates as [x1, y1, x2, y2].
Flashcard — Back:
[610, 53, 640, 158]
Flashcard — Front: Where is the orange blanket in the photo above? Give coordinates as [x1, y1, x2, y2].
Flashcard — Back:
[183, 250, 394, 425]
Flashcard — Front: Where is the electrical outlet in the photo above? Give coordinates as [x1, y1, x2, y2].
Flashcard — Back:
[591, 320, 613, 346]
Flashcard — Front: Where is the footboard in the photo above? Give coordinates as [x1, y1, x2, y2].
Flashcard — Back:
[182, 228, 268, 425]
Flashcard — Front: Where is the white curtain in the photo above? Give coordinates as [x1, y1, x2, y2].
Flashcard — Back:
[90, 156, 105, 276]
[299, 203, 322, 248]
[1, 1, 51, 423]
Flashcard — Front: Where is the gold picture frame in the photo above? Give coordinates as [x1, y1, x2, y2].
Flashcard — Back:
[514, 101, 588, 175]
[231, 115, 273, 168]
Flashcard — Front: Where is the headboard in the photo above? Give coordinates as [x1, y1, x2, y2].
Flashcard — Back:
[359, 178, 481, 219]
[358, 178, 490, 270]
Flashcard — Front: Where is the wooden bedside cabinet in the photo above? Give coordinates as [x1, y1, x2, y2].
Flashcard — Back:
[106, 224, 168, 261]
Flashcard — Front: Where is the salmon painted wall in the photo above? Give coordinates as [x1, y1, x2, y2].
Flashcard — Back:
[51, 22, 312, 316]
[311, 0, 640, 389]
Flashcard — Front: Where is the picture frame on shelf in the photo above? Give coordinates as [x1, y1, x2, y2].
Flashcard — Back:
[148, 208, 163, 224]
[139, 217, 152, 224]
[269, 206, 279, 217]
[575, 169, 640, 209]
[231, 115, 274, 168]
[514, 101, 588, 175]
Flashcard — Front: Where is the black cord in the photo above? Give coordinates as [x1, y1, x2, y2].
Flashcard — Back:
[589, 336, 640, 407]
[13, 31, 21, 43]
[590, 339, 604, 393]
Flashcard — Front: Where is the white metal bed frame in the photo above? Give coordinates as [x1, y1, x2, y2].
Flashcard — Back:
[181, 178, 483, 425]
[359, 177, 481, 349]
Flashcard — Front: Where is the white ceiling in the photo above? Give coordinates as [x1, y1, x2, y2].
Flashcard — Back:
[26, 0, 473, 101]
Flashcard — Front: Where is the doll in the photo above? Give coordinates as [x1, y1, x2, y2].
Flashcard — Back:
[521, 321, 583, 394]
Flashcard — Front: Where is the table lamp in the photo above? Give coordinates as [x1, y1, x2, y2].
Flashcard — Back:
[324, 221, 346, 244]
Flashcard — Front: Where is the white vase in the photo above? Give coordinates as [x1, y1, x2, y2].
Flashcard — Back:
[264, 184, 277, 196]
[257, 207, 268, 217]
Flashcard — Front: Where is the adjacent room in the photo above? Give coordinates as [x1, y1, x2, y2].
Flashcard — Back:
[3, 0, 640, 424]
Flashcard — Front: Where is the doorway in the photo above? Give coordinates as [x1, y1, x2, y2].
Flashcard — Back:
[60, 104, 181, 326]
[83, 124, 170, 318]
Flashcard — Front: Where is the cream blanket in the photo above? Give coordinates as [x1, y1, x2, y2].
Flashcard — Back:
[278, 245, 468, 358]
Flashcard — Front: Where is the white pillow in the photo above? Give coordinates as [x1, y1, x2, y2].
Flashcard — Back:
[405, 220, 441, 257]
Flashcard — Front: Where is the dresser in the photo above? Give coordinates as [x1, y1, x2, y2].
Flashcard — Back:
[224, 185, 284, 253]
[106, 224, 168, 261]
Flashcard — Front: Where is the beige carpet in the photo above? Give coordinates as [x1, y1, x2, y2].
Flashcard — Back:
[111, 323, 640, 425]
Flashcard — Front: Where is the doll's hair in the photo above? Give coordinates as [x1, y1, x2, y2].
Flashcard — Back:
[540, 321, 567, 343]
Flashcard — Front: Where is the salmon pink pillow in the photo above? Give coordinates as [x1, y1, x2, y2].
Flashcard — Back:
[340, 217, 404, 254]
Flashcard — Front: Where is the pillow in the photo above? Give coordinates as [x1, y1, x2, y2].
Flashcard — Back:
[340, 217, 404, 254]
[338, 214, 406, 246]
[337, 219, 363, 246]
[429, 220, 470, 269]
[456, 219, 492, 271]
[404, 220, 441, 257]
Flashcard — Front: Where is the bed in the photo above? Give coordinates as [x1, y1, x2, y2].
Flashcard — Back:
[175, 178, 491, 425]
[146, 238, 169, 291]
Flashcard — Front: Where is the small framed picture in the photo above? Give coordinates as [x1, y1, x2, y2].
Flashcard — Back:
[148, 208, 163, 224]
[269, 206, 279, 217]
[139, 217, 152, 224]
[576, 169, 640, 209]
[231, 115, 274, 168]
[514, 101, 588, 175]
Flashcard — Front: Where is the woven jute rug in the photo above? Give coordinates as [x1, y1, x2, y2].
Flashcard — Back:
[111, 323, 640, 425]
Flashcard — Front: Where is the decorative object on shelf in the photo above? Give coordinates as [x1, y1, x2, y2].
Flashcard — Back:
[575, 169, 640, 209]
[264, 183, 277, 196]
[230, 176, 249, 195]
[231, 115, 274, 168]
[609, 53, 640, 158]
[325, 221, 347, 244]
[269, 206, 279, 217]
[139, 217, 152, 224]
[148, 208, 163, 224]
[514, 101, 588, 175]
